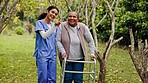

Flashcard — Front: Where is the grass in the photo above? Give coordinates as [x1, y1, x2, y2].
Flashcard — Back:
[0, 35, 141, 83]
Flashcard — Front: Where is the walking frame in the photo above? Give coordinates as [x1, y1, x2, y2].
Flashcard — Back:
[60, 57, 96, 83]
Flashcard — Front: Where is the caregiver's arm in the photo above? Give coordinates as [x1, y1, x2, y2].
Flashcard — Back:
[39, 26, 56, 39]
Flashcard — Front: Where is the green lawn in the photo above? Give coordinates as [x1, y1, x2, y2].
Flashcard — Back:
[0, 35, 141, 83]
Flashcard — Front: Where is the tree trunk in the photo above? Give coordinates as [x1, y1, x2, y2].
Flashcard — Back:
[98, 60, 106, 83]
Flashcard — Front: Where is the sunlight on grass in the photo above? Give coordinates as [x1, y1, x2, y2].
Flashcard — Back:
[0, 35, 141, 83]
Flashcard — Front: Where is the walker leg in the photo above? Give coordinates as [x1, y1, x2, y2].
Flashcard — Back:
[93, 59, 96, 83]
[60, 58, 67, 83]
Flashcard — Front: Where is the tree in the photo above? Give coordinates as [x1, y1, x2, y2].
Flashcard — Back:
[129, 28, 148, 83]
[0, 0, 19, 33]
[95, 0, 123, 83]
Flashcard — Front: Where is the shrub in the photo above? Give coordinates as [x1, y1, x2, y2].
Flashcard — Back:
[15, 26, 25, 35]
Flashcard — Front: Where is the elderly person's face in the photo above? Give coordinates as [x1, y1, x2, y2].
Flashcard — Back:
[68, 12, 79, 27]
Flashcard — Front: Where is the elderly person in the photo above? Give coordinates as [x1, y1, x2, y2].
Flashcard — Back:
[56, 12, 96, 83]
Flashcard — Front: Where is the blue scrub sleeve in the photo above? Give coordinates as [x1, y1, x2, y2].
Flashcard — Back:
[35, 20, 44, 32]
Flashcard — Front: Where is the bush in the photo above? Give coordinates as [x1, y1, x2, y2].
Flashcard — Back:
[15, 26, 25, 35]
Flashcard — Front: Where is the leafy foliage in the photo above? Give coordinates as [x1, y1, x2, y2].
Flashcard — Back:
[0, 0, 147, 46]
[14, 26, 25, 35]
[116, 0, 148, 46]
[96, 0, 148, 46]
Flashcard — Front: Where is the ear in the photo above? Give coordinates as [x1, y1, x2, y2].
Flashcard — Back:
[77, 17, 79, 21]
[77, 14, 79, 21]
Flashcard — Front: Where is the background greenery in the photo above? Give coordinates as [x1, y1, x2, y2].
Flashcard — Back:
[0, 0, 147, 46]
[0, 35, 141, 83]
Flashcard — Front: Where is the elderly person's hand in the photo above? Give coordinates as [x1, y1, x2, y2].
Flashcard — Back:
[61, 53, 67, 59]
[90, 54, 97, 60]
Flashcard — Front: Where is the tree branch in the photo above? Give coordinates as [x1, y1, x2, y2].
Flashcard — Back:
[96, 0, 116, 28]
[0, 0, 9, 14]
[145, 39, 148, 48]
[96, 13, 107, 27]
[114, 0, 119, 12]
[65, 0, 72, 11]
[129, 29, 135, 54]
[112, 37, 123, 46]
[106, 1, 114, 18]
